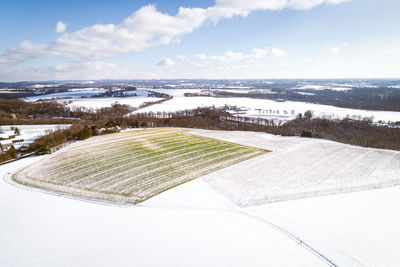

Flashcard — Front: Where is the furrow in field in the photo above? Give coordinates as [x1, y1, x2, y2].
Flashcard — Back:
[17, 144, 255, 200]
[59, 130, 178, 158]
[136, 151, 262, 195]
[55, 132, 206, 169]
[327, 150, 374, 182]
[42, 132, 209, 176]
[281, 145, 360, 185]
[71, 128, 178, 146]
[368, 151, 399, 180]
[98, 145, 246, 193]
[105, 145, 254, 194]
[82, 142, 237, 189]
[118, 149, 263, 196]
[65, 139, 225, 186]
[57, 137, 222, 183]
[137, 151, 264, 199]
[62, 129, 171, 151]
[40, 133, 200, 176]
[42, 131, 188, 170]
[15, 128, 269, 204]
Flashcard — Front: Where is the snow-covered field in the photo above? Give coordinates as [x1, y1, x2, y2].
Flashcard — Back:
[2, 129, 400, 266]
[193, 129, 400, 206]
[25, 88, 107, 100]
[14, 128, 266, 204]
[1, 124, 69, 142]
[135, 93, 400, 123]
[0, 157, 323, 267]
[244, 186, 400, 266]
[24, 88, 163, 109]
[62, 96, 163, 109]
[151, 88, 203, 97]
[295, 84, 352, 91]
[145, 177, 400, 267]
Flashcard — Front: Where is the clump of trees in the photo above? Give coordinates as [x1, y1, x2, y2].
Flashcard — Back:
[0, 146, 18, 162]
[0, 98, 136, 125]
[78, 126, 91, 140]
[27, 124, 121, 155]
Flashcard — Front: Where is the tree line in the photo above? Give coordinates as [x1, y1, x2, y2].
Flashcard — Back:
[0, 98, 399, 163]
[120, 108, 399, 150]
[23, 107, 400, 153]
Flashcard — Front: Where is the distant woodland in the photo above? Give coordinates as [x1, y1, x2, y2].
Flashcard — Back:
[212, 88, 400, 112]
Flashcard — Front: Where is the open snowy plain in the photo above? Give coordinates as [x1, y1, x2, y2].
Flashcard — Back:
[1, 129, 400, 266]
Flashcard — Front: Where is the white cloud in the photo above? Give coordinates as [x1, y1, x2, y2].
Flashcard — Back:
[55, 21, 67, 33]
[271, 48, 286, 56]
[0, 0, 346, 70]
[1, 5, 209, 66]
[157, 58, 175, 67]
[0, 61, 119, 81]
[176, 54, 187, 61]
[330, 47, 340, 54]
[0, 40, 50, 66]
[195, 46, 286, 63]
[209, 0, 349, 20]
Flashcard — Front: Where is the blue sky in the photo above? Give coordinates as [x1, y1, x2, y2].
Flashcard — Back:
[0, 0, 399, 81]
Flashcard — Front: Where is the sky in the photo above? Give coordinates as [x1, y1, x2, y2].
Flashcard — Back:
[0, 0, 399, 82]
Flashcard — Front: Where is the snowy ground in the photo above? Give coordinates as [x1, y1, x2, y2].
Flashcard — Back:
[2, 129, 400, 266]
[1, 124, 69, 142]
[192, 129, 400, 206]
[24, 88, 107, 100]
[0, 157, 323, 267]
[62, 96, 163, 109]
[244, 186, 400, 267]
[24, 88, 163, 109]
[146, 177, 400, 267]
[135, 93, 400, 123]
[14, 128, 266, 204]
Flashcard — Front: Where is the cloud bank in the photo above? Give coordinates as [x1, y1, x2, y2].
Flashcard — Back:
[0, 0, 347, 68]
[195, 47, 286, 64]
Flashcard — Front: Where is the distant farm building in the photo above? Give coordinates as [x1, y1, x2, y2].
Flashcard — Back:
[0, 141, 14, 152]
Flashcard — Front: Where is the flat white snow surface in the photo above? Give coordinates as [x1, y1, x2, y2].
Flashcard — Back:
[147, 180, 400, 267]
[2, 130, 400, 266]
[243, 187, 400, 267]
[1, 157, 322, 267]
